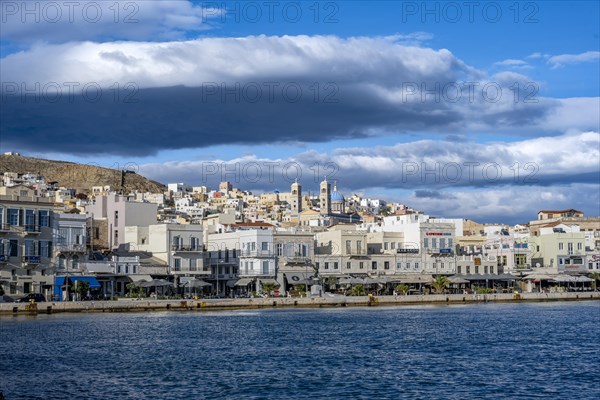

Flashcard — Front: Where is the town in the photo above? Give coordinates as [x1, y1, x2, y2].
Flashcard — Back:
[1, 162, 599, 303]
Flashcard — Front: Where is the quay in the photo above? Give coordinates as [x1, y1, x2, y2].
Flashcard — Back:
[1, 292, 599, 316]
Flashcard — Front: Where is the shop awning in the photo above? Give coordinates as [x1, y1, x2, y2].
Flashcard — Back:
[388, 274, 434, 284]
[69, 276, 101, 288]
[234, 278, 254, 287]
[285, 272, 315, 285]
[128, 274, 152, 283]
[260, 279, 280, 286]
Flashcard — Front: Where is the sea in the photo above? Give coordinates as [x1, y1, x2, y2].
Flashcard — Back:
[1, 301, 599, 399]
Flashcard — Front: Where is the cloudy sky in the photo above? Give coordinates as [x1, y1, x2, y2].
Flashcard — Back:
[1, 0, 599, 223]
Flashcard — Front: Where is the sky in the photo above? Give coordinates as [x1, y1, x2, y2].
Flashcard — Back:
[0, 0, 599, 224]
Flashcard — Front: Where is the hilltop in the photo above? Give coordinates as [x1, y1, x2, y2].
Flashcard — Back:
[0, 154, 166, 194]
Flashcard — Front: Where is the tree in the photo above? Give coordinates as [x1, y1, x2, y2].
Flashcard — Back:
[395, 284, 410, 295]
[349, 284, 366, 296]
[260, 282, 279, 296]
[72, 280, 90, 301]
[432, 276, 450, 294]
[589, 272, 600, 290]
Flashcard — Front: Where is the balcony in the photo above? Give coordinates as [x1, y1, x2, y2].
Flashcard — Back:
[171, 245, 202, 253]
[24, 224, 41, 234]
[0, 223, 10, 232]
[22, 255, 41, 264]
[240, 250, 274, 258]
[55, 243, 87, 253]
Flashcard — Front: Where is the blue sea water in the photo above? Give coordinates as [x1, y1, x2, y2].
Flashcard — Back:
[1, 301, 599, 399]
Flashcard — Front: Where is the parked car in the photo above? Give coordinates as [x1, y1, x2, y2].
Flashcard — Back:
[15, 293, 46, 303]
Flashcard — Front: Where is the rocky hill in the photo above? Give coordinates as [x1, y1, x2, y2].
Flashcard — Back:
[0, 154, 166, 194]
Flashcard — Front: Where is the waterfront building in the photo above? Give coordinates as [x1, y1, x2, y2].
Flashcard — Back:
[0, 191, 54, 298]
[85, 193, 158, 249]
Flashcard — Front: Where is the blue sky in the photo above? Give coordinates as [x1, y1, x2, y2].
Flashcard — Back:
[1, 0, 599, 223]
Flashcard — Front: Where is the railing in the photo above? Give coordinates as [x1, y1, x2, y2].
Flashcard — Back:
[240, 250, 274, 257]
[0, 223, 10, 232]
[24, 224, 41, 233]
[171, 245, 202, 252]
[22, 255, 41, 264]
[55, 243, 87, 252]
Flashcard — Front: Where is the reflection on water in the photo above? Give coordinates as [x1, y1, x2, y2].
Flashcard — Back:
[1, 302, 599, 399]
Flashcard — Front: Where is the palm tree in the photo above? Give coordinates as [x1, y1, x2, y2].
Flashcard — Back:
[432, 276, 450, 294]
[349, 284, 366, 296]
[261, 282, 279, 297]
[395, 284, 410, 295]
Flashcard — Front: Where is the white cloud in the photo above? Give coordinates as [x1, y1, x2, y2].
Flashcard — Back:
[547, 51, 600, 68]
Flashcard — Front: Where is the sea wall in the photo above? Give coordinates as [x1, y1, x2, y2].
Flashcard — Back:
[1, 292, 599, 315]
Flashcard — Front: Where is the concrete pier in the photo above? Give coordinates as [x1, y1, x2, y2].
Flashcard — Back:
[1, 292, 599, 316]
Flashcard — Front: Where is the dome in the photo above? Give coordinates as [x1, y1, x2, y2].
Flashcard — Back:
[331, 190, 345, 203]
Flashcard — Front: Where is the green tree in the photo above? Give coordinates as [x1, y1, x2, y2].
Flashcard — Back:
[349, 284, 366, 296]
[589, 272, 600, 290]
[395, 284, 410, 295]
[72, 280, 90, 300]
[432, 276, 450, 294]
[260, 282, 279, 296]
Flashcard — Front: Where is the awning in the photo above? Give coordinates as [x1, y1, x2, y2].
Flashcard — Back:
[128, 274, 152, 283]
[226, 279, 238, 288]
[234, 278, 254, 287]
[285, 272, 315, 285]
[54, 277, 66, 298]
[448, 276, 470, 284]
[187, 279, 212, 288]
[69, 276, 101, 288]
[260, 278, 280, 286]
[388, 274, 434, 284]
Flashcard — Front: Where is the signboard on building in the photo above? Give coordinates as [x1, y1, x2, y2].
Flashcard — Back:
[397, 248, 419, 254]
[439, 248, 452, 254]
[425, 232, 452, 236]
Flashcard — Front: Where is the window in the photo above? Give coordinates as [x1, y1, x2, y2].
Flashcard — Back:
[490, 266, 494, 274]
[9, 239, 18, 257]
[448, 239, 453, 248]
[190, 259, 197, 271]
[174, 258, 181, 271]
[333, 262, 338, 270]
[371, 261, 377, 270]
[391, 242, 396, 250]
[440, 238, 446, 249]
[568, 243, 573, 254]
[384, 242, 389, 250]
[432, 238, 438, 249]
[262, 261, 269, 275]
[406, 262, 411, 269]
[415, 262, 419, 269]
[24, 240, 36, 256]
[72, 255, 79, 270]
[559, 242, 564, 250]
[440, 262, 445, 269]
[261, 242, 268, 251]
[114, 230, 119, 246]
[125, 265, 129, 274]
[356, 241, 362, 253]
[276, 243, 283, 256]
[359, 262, 364, 269]
[324, 262, 329, 270]
[423, 238, 429, 248]
[346, 262, 351, 269]
[8, 209, 19, 226]
[475, 266, 479, 274]
[0, 207, 3, 226]
[577, 243, 582, 251]
[457, 265, 462, 274]
[484, 266, 488, 274]
[25, 210, 35, 230]
[346, 240, 351, 253]
[384, 261, 390, 270]
[397, 262, 402, 269]
[39, 241, 51, 258]
[466, 266, 471, 274]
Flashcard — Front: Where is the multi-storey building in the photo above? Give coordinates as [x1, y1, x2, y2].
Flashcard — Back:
[0, 190, 54, 298]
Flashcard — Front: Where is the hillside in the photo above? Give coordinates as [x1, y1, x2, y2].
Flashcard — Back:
[0, 154, 166, 194]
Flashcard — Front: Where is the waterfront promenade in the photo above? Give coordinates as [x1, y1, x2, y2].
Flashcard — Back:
[1, 291, 599, 315]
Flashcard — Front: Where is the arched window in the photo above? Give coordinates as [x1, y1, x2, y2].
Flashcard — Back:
[72, 255, 79, 270]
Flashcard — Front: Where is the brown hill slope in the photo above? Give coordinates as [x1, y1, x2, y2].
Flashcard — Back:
[0, 154, 165, 194]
